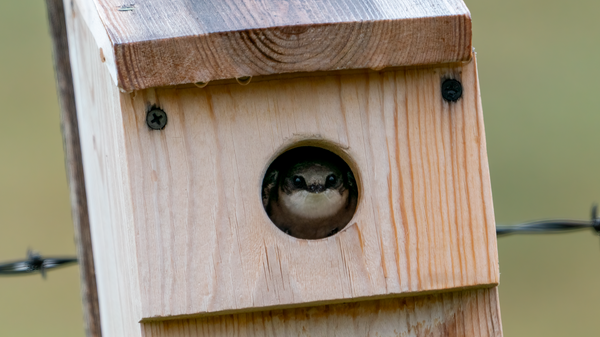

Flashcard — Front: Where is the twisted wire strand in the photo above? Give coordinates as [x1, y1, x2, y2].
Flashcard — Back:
[0, 250, 77, 279]
[496, 205, 600, 237]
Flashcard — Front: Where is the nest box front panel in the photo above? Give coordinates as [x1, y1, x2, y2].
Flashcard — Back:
[121, 60, 498, 319]
[142, 288, 502, 336]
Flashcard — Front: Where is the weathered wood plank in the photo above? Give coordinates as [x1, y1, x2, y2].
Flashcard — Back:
[45, 1, 102, 336]
[141, 288, 503, 337]
[74, 0, 472, 91]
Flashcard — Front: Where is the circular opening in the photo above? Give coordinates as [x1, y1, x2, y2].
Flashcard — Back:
[261, 146, 359, 240]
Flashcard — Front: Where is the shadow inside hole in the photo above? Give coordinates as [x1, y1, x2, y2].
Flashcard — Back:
[262, 147, 359, 240]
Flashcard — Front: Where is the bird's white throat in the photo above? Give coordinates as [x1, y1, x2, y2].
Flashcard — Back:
[281, 189, 347, 220]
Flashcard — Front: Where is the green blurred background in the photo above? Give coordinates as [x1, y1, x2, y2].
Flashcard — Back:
[0, 0, 599, 336]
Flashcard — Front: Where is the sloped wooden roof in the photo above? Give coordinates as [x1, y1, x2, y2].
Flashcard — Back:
[75, 0, 472, 91]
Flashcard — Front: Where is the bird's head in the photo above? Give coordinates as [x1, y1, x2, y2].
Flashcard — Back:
[282, 161, 343, 195]
[277, 157, 354, 221]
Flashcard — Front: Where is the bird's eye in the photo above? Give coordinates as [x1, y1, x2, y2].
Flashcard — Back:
[325, 174, 337, 187]
[292, 176, 305, 188]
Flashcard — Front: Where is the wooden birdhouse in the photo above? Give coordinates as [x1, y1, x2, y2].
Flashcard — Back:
[60, 0, 502, 335]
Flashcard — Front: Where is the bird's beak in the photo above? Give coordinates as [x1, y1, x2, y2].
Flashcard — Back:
[308, 184, 325, 193]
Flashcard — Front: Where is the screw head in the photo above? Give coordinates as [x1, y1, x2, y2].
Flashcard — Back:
[441, 79, 463, 102]
[146, 108, 167, 130]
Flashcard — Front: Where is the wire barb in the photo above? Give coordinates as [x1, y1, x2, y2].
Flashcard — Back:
[0, 249, 78, 279]
[496, 205, 600, 237]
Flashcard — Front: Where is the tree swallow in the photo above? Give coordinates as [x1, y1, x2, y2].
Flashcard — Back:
[262, 147, 358, 239]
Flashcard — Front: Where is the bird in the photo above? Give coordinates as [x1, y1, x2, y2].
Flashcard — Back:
[262, 147, 358, 239]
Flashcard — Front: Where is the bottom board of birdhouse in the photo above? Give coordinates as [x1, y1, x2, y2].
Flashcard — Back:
[141, 287, 502, 337]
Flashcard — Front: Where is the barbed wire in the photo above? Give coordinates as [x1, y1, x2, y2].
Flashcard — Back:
[496, 205, 600, 236]
[0, 249, 77, 279]
[1, 205, 598, 278]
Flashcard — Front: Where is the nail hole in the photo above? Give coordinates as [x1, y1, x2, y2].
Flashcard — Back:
[99, 48, 106, 63]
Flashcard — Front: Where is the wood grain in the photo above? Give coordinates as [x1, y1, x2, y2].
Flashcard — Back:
[65, 1, 141, 336]
[116, 56, 498, 320]
[66, 1, 498, 334]
[45, 1, 102, 336]
[74, 0, 472, 91]
[141, 288, 502, 337]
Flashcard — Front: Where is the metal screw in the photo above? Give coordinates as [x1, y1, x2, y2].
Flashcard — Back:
[441, 79, 463, 102]
[146, 107, 167, 130]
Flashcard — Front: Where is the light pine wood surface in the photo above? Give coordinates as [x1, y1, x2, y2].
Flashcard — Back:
[119, 57, 498, 319]
[141, 288, 502, 337]
[65, 1, 141, 336]
[66, 0, 500, 334]
[74, 0, 472, 91]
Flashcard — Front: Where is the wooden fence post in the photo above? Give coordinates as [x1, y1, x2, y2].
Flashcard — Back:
[45, 1, 102, 336]
[52, 0, 503, 336]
